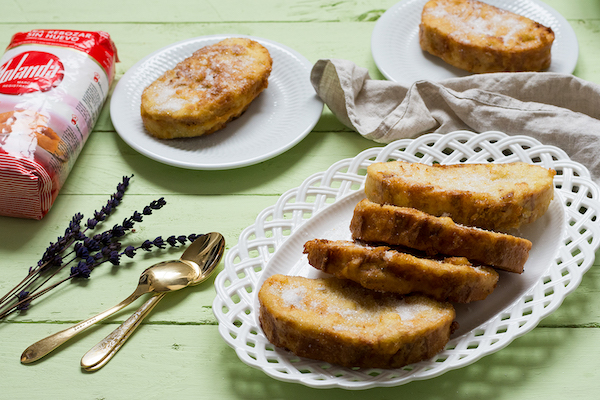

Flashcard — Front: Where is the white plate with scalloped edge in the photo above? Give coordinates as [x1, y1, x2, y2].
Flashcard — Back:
[110, 34, 323, 170]
[371, 0, 578, 85]
[213, 130, 600, 389]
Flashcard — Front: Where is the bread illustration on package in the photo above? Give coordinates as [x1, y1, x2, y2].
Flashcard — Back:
[0, 30, 118, 219]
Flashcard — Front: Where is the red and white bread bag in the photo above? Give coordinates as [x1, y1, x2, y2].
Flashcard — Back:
[0, 30, 118, 219]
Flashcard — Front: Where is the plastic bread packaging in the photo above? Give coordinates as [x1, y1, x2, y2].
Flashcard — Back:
[0, 29, 118, 219]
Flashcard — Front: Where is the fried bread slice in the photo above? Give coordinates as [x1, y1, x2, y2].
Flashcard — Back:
[141, 37, 272, 139]
[258, 274, 457, 369]
[304, 239, 498, 303]
[365, 161, 555, 231]
[350, 199, 532, 273]
[419, 0, 555, 73]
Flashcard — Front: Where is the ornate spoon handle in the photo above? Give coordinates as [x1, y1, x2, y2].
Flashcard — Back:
[21, 291, 143, 364]
[81, 293, 166, 370]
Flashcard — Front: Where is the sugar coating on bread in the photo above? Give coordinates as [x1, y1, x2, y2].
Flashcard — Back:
[351, 199, 532, 273]
[419, 0, 555, 73]
[365, 161, 555, 231]
[141, 37, 272, 139]
[304, 239, 498, 303]
[258, 274, 456, 368]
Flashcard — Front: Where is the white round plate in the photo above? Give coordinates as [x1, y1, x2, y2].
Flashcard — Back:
[213, 130, 600, 389]
[110, 34, 323, 170]
[371, 0, 579, 86]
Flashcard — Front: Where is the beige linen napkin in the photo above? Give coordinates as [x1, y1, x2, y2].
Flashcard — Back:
[310, 58, 600, 184]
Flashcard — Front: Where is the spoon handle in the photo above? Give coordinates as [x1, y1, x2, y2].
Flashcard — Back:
[20, 291, 142, 364]
[81, 293, 166, 370]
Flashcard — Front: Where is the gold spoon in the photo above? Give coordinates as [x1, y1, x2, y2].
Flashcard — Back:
[80, 232, 224, 370]
[20, 233, 220, 364]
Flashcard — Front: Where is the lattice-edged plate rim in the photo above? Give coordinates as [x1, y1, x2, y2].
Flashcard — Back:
[212, 130, 600, 389]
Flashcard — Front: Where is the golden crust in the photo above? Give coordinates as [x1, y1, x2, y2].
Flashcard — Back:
[258, 274, 457, 369]
[140, 37, 272, 139]
[303, 239, 498, 303]
[350, 199, 532, 273]
[365, 161, 555, 231]
[419, 0, 555, 73]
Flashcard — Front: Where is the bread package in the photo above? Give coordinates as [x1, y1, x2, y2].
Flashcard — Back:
[0, 30, 118, 219]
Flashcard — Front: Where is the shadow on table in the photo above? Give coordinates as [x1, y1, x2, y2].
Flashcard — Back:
[115, 127, 378, 197]
[219, 325, 575, 400]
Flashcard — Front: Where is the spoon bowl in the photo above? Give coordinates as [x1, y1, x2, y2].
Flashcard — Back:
[180, 231, 225, 284]
[141, 260, 200, 292]
[80, 232, 225, 370]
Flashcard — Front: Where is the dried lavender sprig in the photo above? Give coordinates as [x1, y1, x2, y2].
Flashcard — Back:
[0, 196, 166, 315]
[41, 196, 167, 283]
[85, 175, 132, 230]
[72, 234, 200, 279]
[0, 211, 85, 306]
[0, 180, 175, 319]
[122, 234, 201, 259]
[0, 176, 132, 315]
[33, 175, 131, 274]
[0, 233, 200, 320]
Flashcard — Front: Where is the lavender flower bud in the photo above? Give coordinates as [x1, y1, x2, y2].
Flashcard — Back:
[72, 212, 84, 223]
[150, 197, 166, 210]
[73, 231, 87, 241]
[109, 242, 122, 252]
[50, 255, 63, 268]
[177, 235, 188, 244]
[111, 224, 126, 238]
[99, 231, 113, 244]
[71, 261, 92, 279]
[124, 246, 136, 258]
[16, 291, 31, 310]
[101, 246, 113, 257]
[152, 237, 166, 249]
[94, 210, 106, 222]
[84, 237, 101, 251]
[166, 236, 178, 246]
[74, 243, 89, 259]
[131, 211, 143, 222]
[69, 218, 82, 233]
[122, 218, 134, 230]
[108, 251, 121, 266]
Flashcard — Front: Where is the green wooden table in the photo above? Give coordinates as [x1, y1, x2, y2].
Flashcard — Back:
[1, 1, 599, 398]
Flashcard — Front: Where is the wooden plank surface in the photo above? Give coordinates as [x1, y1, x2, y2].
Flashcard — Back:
[0, 0, 599, 398]
[3, 325, 600, 399]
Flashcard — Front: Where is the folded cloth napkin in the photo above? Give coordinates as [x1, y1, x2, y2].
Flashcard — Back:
[310, 58, 600, 184]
